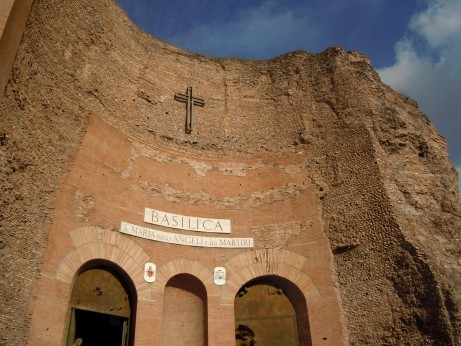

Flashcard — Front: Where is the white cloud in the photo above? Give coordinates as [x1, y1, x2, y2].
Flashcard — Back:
[378, 0, 461, 185]
[409, 0, 461, 48]
[167, 1, 313, 59]
[378, 39, 433, 92]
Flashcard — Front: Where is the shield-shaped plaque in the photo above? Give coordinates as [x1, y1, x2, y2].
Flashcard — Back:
[214, 267, 226, 285]
[144, 262, 156, 283]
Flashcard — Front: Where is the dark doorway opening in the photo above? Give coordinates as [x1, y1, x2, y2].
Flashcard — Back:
[73, 309, 128, 346]
[235, 276, 312, 346]
[66, 260, 136, 346]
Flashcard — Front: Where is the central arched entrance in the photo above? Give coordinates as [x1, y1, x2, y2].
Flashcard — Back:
[234, 276, 311, 346]
[65, 260, 137, 346]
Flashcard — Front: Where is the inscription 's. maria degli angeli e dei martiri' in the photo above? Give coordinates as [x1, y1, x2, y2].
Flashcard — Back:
[120, 208, 254, 248]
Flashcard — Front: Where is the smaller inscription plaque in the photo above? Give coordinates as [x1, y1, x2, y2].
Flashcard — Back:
[121, 222, 253, 248]
[144, 208, 231, 234]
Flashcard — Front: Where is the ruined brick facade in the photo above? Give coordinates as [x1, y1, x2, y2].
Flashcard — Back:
[0, 0, 460, 345]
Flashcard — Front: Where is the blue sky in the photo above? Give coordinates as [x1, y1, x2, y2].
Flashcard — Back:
[116, 0, 461, 191]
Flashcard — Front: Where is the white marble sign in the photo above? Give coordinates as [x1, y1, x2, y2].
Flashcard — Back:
[144, 208, 231, 234]
[121, 222, 253, 248]
[144, 263, 156, 283]
[214, 267, 226, 285]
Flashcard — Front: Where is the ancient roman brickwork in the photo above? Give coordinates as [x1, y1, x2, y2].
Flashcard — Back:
[0, 0, 460, 345]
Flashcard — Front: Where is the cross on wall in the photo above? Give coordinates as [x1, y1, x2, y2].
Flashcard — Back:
[174, 86, 205, 133]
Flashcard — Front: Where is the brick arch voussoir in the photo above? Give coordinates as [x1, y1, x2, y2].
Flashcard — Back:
[222, 249, 320, 304]
[154, 258, 213, 294]
[55, 226, 150, 295]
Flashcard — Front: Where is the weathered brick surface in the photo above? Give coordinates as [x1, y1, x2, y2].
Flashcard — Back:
[0, 0, 460, 345]
[0, 0, 34, 104]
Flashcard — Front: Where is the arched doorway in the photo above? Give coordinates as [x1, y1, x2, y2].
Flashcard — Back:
[162, 274, 208, 345]
[235, 276, 311, 346]
[66, 260, 137, 346]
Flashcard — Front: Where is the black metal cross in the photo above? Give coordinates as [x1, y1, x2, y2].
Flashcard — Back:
[174, 86, 205, 133]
